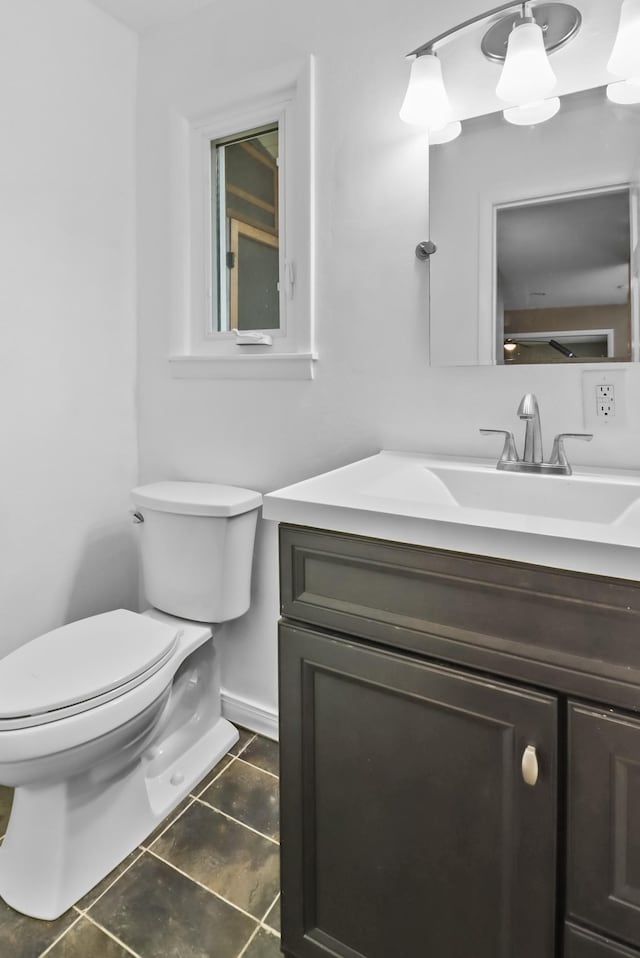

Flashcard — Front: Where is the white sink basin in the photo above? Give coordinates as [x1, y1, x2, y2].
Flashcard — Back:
[263, 451, 640, 581]
[364, 461, 640, 525]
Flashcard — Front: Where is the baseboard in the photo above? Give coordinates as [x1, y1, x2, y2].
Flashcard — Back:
[221, 691, 279, 741]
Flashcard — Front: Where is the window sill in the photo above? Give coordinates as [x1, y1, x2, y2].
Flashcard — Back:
[169, 352, 317, 380]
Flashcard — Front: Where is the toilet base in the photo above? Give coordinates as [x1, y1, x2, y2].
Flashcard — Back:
[0, 627, 239, 920]
[0, 714, 237, 921]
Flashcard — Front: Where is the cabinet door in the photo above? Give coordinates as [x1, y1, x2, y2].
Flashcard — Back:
[568, 703, 640, 949]
[279, 623, 558, 958]
[566, 923, 640, 957]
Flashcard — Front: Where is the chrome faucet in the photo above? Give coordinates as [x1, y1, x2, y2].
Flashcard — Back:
[517, 392, 543, 464]
[481, 393, 593, 476]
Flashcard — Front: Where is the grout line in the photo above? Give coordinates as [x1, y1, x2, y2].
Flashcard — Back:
[189, 754, 240, 799]
[194, 795, 280, 845]
[234, 755, 280, 782]
[257, 890, 281, 937]
[82, 912, 144, 958]
[235, 733, 257, 755]
[75, 848, 146, 913]
[236, 922, 262, 958]
[237, 912, 281, 958]
[146, 847, 263, 927]
[260, 890, 280, 926]
[37, 913, 85, 958]
[139, 796, 197, 850]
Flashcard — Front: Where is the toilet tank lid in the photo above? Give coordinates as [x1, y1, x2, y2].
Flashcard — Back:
[131, 481, 262, 517]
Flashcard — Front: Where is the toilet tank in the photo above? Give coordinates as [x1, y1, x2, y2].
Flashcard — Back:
[130, 482, 262, 623]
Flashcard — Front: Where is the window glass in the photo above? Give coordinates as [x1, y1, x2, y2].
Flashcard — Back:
[212, 125, 279, 332]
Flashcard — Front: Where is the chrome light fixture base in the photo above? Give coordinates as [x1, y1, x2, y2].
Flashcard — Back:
[481, 2, 582, 62]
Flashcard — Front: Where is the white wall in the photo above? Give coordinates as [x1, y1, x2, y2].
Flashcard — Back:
[136, 0, 640, 728]
[0, 0, 138, 656]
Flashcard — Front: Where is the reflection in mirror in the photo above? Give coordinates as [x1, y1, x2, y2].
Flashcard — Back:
[497, 188, 633, 364]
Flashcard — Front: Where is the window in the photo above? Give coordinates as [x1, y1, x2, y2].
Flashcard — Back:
[213, 125, 281, 334]
[170, 58, 316, 380]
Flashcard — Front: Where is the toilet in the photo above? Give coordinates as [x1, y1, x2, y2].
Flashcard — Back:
[0, 480, 262, 920]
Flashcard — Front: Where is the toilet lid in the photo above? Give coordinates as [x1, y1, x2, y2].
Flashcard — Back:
[0, 610, 179, 724]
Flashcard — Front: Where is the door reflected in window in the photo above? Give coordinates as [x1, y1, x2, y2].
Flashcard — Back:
[212, 125, 280, 333]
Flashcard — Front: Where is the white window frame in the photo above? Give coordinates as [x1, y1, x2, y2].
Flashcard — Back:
[170, 57, 316, 380]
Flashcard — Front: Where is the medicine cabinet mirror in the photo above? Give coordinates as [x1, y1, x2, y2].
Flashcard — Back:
[428, 86, 640, 366]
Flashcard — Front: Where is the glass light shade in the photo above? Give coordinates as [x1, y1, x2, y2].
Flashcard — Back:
[399, 54, 455, 131]
[429, 121, 462, 145]
[503, 96, 561, 125]
[496, 20, 557, 104]
[607, 78, 640, 104]
[607, 0, 640, 78]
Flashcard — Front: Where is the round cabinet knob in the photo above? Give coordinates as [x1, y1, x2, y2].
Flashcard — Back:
[521, 745, 539, 786]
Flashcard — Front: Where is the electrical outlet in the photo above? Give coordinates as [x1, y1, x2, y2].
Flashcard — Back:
[595, 383, 615, 419]
[582, 370, 626, 430]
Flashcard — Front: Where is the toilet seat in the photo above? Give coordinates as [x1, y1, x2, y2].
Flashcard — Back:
[0, 610, 180, 731]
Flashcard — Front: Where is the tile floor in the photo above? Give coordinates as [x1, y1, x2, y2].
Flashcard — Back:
[0, 730, 282, 958]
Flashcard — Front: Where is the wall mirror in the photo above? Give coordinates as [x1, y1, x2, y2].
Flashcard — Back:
[428, 86, 640, 366]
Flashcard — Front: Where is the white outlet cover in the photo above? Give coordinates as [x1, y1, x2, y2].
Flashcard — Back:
[582, 369, 627, 430]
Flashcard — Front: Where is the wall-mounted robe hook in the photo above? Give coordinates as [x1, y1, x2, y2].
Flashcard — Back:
[415, 241, 437, 261]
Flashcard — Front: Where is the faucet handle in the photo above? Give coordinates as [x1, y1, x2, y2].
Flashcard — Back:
[480, 429, 519, 463]
[548, 432, 593, 472]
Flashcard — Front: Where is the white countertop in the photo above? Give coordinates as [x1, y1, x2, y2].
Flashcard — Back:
[263, 451, 640, 582]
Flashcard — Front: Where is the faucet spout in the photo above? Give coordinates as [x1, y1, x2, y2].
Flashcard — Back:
[517, 392, 543, 464]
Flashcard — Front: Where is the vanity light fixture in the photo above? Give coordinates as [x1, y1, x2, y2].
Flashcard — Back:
[400, 0, 636, 139]
[607, 0, 640, 104]
[495, 7, 557, 103]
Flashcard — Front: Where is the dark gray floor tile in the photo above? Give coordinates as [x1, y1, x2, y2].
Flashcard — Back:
[201, 760, 279, 841]
[46, 917, 133, 957]
[243, 927, 282, 958]
[151, 800, 280, 919]
[0, 787, 13, 838]
[241, 737, 280, 777]
[76, 849, 144, 911]
[190, 754, 234, 797]
[89, 853, 256, 958]
[0, 896, 76, 958]
[141, 795, 194, 848]
[264, 895, 281, 933]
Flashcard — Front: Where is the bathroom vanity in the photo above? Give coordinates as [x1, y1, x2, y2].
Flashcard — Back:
[263, 451, 640, 958]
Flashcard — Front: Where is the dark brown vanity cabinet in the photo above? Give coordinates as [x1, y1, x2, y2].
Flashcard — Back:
[277, 525, 640, 958]
[279, 622, 557, 958]
[568, 704, 640, 954]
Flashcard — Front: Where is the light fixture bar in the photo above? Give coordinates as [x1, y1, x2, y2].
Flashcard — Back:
[482, 2, 581, 61]
[408, 0, 527, 57]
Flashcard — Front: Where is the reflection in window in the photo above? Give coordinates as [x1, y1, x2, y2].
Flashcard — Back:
[212, 125, 279, 332]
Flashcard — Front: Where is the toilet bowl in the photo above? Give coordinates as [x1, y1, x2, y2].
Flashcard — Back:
[0, 481, 261, 920]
